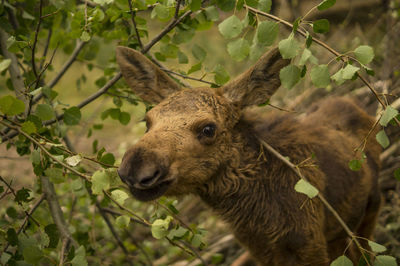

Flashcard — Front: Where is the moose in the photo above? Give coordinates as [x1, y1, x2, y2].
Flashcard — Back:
[116, 46, 382, 265]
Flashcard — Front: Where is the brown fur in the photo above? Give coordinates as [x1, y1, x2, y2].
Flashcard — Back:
[116, 46, 382, 265]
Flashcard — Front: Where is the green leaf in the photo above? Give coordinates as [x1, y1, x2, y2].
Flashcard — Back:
[299, 48, 312, 66]
[23, 245, 43, 264]
[192, 44, 207, 61]
[63, 106, 81, 125]
[71, 246, 88, 266]
[280, 65, 301, 89]
[258, 0, 272, 13]
[168, 227, 188, 239]
[394, 168, 400, 181]
[151, 216, 173, 239]
[250, 42, 266, 61]
[21, 121, 37, 134]
[6, 207, 17, 219]
[1, 253, 11, 265]
[35, 104, 55, 120]
[379, 106, 398, 127]
[191, 234, 203, 248]
[0, 95, 25, 116]
[227, 39, 250, 62]
[348, 159, 362, 171]
[354, 45, 374, 65]
[15, 188, 32, 202]
[374, 255, 397, 266]
[211, 253, 224, 264]
[318, 0, 336, 10]
[111, 189, 129, 205]
[257, 21, 279, 46]
[178, 51, 189, 64]
[100, 153, 115, 165]
[204, 6, 219, 21]
[45, 224, 60, 249]
[306, 32, 313, 48]
[310, 65, 330, 88]
[294, 179, 319, 198]
[218, 15, 243, 39]
[216, 0, 236, 11]
[278, 34, 300, 59]
[367, 240, 387, 253]
[44, 168, 64, 184]
[331, 64, 360, 85]
[313, 19, 330, 34]
[160, 43, 179, 58]
[376, 130, 390, 148]
[65, 155, 83, 167]
[153, 4, 170, 20]
[116, 215, 130, 228]
[80, 31, 91, 42]
[119, 112, 131, 125]
[188, 62, 202, 74]
[213, 64, 230, 85]
[330, 255, 352, 266]
[189, 0, 201, 11]
[91, 170, 110, 195]
[0, 59, 11, 72]
[7, 228, 18, 246]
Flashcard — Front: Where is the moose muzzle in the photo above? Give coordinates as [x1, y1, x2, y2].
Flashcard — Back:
[118, 147, 171, 201]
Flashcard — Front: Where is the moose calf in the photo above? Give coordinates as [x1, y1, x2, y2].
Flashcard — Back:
[116, 46, 381, 265]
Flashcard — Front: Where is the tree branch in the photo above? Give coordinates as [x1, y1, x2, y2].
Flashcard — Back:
[141, 10, 192, 54]
[41, 176, 78, 248]
[0, 28, 26, 100]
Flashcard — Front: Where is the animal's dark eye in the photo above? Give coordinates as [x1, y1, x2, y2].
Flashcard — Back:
[202, 124, 216, 138]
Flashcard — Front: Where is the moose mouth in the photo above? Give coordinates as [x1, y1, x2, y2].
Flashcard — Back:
[129, 179, 173, 202]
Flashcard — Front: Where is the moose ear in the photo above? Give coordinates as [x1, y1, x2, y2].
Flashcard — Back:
[220, 47, 290, 108]
[116, 46, 181, 104]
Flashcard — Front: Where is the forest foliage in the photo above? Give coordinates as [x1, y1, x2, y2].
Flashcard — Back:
[0, 0, 399, 265]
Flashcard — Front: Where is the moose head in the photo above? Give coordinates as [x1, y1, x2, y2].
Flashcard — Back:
[116, 46, 289, 201]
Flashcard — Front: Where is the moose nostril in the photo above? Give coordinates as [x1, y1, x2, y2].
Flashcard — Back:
[138, 169, 161, 188]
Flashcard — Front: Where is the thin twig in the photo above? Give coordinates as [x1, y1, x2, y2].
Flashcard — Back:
[163, 69, 216, 86]
[0, 120, 90, 181]
[31, 0, 44, 79]
[174, 0, 183, 19]
[2, 73, 121, 142]
[39, 28, 52, 70]
[58, 238, 70, 266]
[32, 40, 87, 104]
[128, 0, 143, 49]
[103, 190, 151, 226]
[1, 195, 45, 256]
[257, 138, 370, 265]
[141, 10, 192, 54]
[0, 176, 41, 226]
[95, 202, 134, 265]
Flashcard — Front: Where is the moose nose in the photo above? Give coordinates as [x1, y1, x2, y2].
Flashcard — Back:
[118, 159, 166, 189]
[134, 164, 163, 188]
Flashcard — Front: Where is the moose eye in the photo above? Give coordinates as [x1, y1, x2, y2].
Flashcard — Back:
[201, 124, 216, 138]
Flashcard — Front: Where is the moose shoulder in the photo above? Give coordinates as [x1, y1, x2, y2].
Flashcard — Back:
[116, 46, 381, 265]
